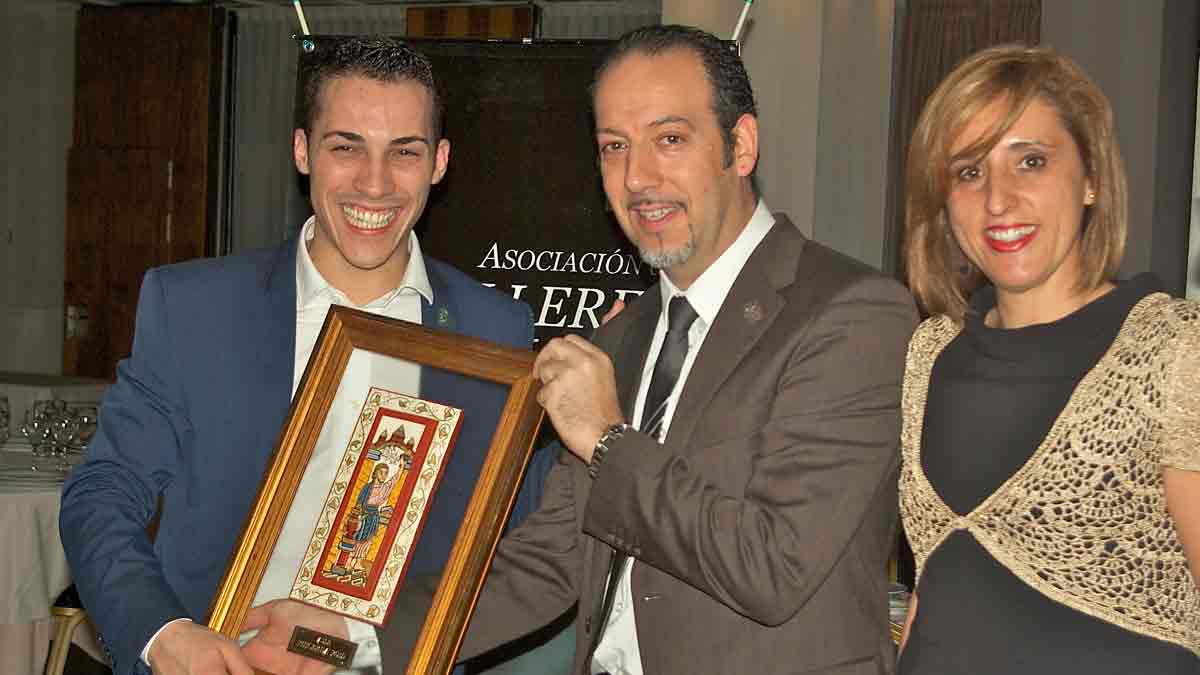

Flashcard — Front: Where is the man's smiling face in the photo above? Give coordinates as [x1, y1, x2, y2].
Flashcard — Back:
[294, 74, 449, 302]
[593, 48, 757, 290]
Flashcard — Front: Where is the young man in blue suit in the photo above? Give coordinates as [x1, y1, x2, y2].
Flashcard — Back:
[59, 37, 547, 675]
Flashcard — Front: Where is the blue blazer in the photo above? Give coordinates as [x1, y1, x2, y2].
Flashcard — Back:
[59, 239, 548, 675]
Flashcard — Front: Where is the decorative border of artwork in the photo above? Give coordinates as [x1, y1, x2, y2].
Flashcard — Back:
[290, 388, 464, 626]
[206, 306, 544, 675]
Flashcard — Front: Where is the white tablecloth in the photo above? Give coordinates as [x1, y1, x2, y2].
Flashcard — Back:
[0, 446, 105, 674]
[0, 374, 110, 673]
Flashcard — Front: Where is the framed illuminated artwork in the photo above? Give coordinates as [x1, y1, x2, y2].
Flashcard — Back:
[205, 306, 544, 675]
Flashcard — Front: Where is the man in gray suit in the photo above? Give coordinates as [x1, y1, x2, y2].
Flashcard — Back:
[410, 25, 917, 675]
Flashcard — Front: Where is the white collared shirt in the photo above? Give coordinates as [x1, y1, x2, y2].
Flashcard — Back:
[591, 201, 776, 675]
[260, 218, 433, 672]
[293, 216, 433, 379]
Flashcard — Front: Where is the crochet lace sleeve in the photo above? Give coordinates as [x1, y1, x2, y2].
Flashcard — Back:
[1161, 300, 1200, 472]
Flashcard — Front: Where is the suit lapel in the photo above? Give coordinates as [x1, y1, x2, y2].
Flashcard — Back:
[421, 261, 456, 333]
[257, 239, 299, 451]
[663, 218, 806, 451]
[419, 261, 456, 402]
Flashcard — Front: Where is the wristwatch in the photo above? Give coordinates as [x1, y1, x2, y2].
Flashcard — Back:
[589, 422, 630, 479]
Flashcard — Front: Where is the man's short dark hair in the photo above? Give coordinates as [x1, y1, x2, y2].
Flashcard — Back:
[295, 36, 442, 141]
[593, 24, 757, 168]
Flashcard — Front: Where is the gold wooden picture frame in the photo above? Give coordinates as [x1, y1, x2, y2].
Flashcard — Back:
[205, 305, 544, 675]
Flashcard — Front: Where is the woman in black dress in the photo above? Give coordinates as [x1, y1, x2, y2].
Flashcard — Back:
[897, 45, 1200, 673]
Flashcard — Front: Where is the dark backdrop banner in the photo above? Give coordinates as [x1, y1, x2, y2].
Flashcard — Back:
[416, 39, 654, 344]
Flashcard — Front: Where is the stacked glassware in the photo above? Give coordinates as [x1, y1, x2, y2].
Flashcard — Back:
[19, 399, 99, 458]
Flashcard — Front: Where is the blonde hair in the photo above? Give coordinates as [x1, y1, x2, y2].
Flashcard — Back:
[903, 44, 1127, 321]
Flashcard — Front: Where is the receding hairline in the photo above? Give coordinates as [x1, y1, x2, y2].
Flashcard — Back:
[593, 45, 711, 98]
[591, 48, 718, 133]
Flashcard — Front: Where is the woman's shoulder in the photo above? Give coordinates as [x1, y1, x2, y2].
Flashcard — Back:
[1158, 294, 1200, 322]
[911, 313, 961, 346]
[1127, 292, 1200, 331]
[903, 314, 962, 375]
[1111, 294, 1200, 389]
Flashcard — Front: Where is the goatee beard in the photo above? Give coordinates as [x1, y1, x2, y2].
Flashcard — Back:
[639, 236, 695, 270]
[634, 214, 696, 271]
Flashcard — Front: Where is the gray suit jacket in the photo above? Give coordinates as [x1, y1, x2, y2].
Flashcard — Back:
[426, 216, 918, 674]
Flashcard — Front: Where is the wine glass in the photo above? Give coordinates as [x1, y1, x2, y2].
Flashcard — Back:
[22, 407, 51, 456]
[50, 412, 80, 457]
[71, 404, 100, 450]
[23, 399, 69, 457]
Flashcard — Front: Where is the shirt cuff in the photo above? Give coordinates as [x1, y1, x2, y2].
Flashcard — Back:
[142, 617, 193, 666]
[345, 617, 381, 669]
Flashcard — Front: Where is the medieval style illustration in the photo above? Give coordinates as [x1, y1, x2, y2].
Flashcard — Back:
[324, 423, 417, 585]
[289, 386, 464, 625]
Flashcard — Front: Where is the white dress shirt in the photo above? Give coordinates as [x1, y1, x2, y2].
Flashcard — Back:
[143, 218, 432, 672]
[591, 201, 776, 675]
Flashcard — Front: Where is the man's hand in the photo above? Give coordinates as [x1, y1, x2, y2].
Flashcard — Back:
[241, 600, 349, 675]
[147, 620, 253, 675]
[533, 334, 624, 463]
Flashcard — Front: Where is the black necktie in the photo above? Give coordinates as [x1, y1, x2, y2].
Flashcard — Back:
[589, 295, 698, 660]
[640, 296, 699, 439]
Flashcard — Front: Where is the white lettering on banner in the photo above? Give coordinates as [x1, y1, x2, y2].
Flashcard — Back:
[478, 243, 642, 276]
[481, 282, 646, 333]
[579, 253, 598, 273]
[538, 286, 572, 327]
[571, 288, 606, 329]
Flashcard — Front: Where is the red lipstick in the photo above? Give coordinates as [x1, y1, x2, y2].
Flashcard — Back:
[984, 225, 1036, 253]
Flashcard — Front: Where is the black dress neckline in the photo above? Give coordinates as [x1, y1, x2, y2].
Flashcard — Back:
[961, 274, 1162, 365]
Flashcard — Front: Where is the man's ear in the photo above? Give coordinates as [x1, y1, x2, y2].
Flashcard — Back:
[431, 138, 450, 185]
[730, 113, 759, 177]
[293, 129, 311, 175]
